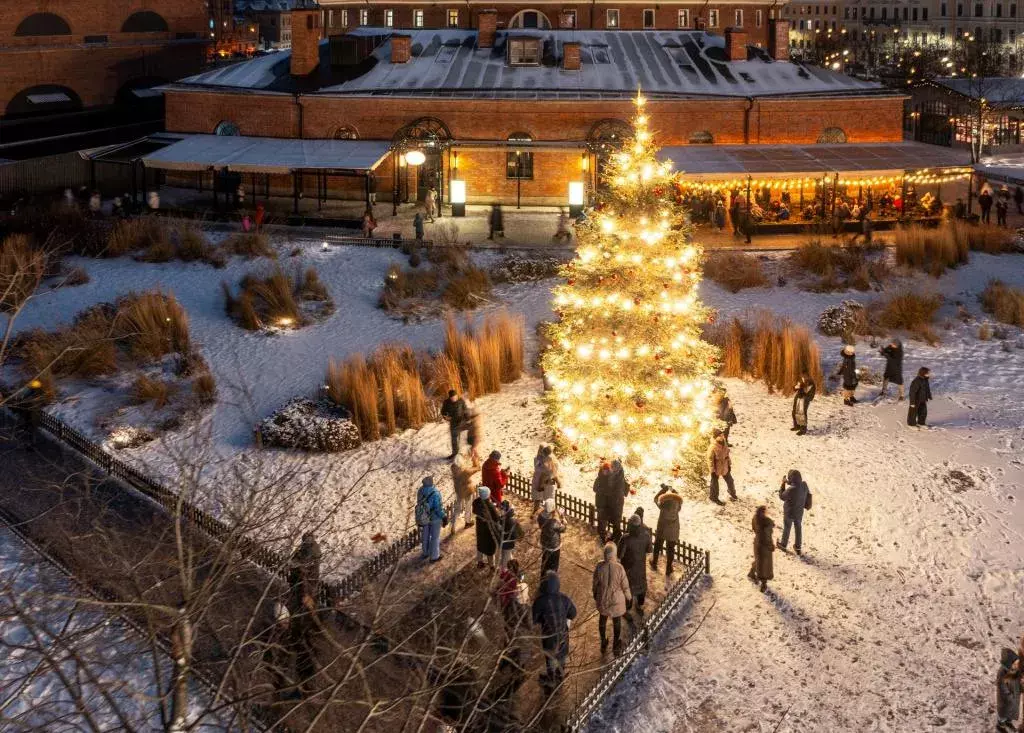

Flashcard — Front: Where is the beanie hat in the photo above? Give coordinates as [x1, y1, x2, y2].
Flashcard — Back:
[478, 485, 490, 499]
[422, 476, 434, 487]
[489, 450, 501, 461]
[628, 513, 642, 527]
[603, 542, 616, 560]
[543, 498, 556, 513]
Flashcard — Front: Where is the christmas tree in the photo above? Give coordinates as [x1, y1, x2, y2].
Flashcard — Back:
[542, 91, 720, 479]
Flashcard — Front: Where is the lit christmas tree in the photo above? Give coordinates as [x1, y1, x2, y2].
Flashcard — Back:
[542, 91, 720, 479]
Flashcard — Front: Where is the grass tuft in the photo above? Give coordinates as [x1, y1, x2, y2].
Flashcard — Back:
[705, 252, 769, 293]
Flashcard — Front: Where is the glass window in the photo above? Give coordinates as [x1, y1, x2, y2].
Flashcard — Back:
[913, 8, 918, 19]
[1013, 4, 1018, 17]
[923, 7, 929, 19]
[974, 3, 983, 16]
[941, 2, 947, 14]
[606, 9, 619, 27]
[678, 9, 689, 27]
[507, 134, 533, 180]
[384, 9, 394, 26]
[413, 9, 424, 26]
[643, 8, 655, 27]
[214, 121, 240, 136]
[562, 10, 577, 27]
[341, 9, 348, 26]
[903, 7, 909, 19]
[957, 3, 963, 15]
[508, 37, 541, 65]
[997, 3, 1003, 16]
[844, 7, 850, 18]
[447, 9, 459, 26]
[882, 7, 887, 19]
[756, 8, 763, 26]
[734, 9, 743, 25]
[359, 8, 368, 25]
[708, 8, 719, 26]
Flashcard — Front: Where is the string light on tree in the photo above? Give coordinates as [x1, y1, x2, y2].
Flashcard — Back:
[542, 89, 720, 478]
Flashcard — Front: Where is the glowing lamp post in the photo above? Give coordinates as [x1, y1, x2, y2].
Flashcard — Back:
[568, 181, 585, 218]
[450, 179, 466, 217]
[404, 149, 426, 166]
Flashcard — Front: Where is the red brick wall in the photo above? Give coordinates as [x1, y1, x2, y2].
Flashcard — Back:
[751, 97, 906, 143]
[165, 90, 299, 136]
[1, 0, 207, 113]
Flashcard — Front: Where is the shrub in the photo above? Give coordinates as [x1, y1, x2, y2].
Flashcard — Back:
[19, 308, 118, 379]
[980, 279, 1024, 326]
[222, 232, 275, 259]
[441, 265, 492, 309]
[224, 265, 331, 329]
[489, 255, 563, 284]
[130, 375, 174, 409]
[249, 269, 300, 325]
[109, 218, 166, 258]
[862, 291, 943, 344]
[790, 240, 835, 276]
[257, 398, 361, 452]
[705, 252, 769, 293]
[0, 234, 47, 312]
[192, 372, 217, 405]
[298, 267, 329, 301]
[63, 267, 90, 287]
[790, 240, 885, 291]
[951, 220, 1013, 254]
[112, 291, 191, 361]
[379, 264, 439, 309]
[174, 226, 212, 262]
[892, 226, 968, 276]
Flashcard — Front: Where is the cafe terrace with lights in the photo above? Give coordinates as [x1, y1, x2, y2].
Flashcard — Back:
[93, 21, 973, 223]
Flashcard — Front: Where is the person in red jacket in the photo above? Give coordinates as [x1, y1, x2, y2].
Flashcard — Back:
[482, 450, 508, 506]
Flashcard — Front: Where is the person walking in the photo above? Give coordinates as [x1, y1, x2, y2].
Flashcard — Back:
[472, 485, 501, 569]
[481, 450, 508, 506]
[880, 338, 904, 400]
[593, 459, 629, 544]
[416, 477, 447, 562]
[531, 445, 561, 511]
[715, 391, 737, 446]
[498, 500, 523, 569]
[979, 188, 994, 224]
[707, 430, 736, 505]
[440, 389, 467, 459]
[367, 173, 377, 207]
[531, 571, 577, 693]
[413, 211, 425, 241]
[792, 372, 816, 436]
[488, 204, 504, 240]
[425, 186, 437, 222]
[287, 532, 322, 616]
[618, 513, 652, 616]
[748, 506, 775, 593]
[997, 646, 1022, 733]
[907, 367, 933, 427]
[777, 470, 810, 555]
[553, 208, 572, 243]
[536, 498, 565, 576]
[255, 202, 266, 234]
[997, 196, 1009, 227]
[835, 345, 859, 406]
[465, 401, 483, 464]
[592, 543, 631, 655]
[1015, 185, 1024, 215]
[361, 207, 376, 238]
[651, 484, 683, 576]
[449, 451, 479, 533]
[713, 200, 726, 231]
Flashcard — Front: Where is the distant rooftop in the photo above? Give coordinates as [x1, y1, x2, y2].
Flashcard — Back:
[177, 28, 889, 100]
[929, 77, 1024, 106]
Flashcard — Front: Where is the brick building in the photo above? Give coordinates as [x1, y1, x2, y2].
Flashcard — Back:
[149, 17, 909, 208]
[0, 0, 209, 157]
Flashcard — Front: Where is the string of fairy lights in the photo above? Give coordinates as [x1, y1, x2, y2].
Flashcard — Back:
[675, 168, 973, 194]
[542, 90, 720, 475]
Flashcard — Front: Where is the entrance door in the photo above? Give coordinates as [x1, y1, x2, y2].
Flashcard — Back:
[416, 150, 442, 202]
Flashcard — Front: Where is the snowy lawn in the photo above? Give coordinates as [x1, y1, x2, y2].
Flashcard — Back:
[5, 237, 1024, 730]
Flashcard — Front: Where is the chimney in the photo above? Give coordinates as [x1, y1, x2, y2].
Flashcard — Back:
[768, 19, 790, 61]
[478, 10, 497, 49]
[290, 4, 322, 76]
[391, 34, 411, 63]
[724, 27, 748, 62]
[562, 41, 581, 70]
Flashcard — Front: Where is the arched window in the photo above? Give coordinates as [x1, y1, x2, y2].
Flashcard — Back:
[15, 13, 71, 36]
[509, 9, 552, 29]
[214, 121, 241, 136]
[817, 126, 847, 143]
[586, 118, 634, 153]
[121, 11, 169, 33]
[507, 133, 534, 180]
[5, 85, 82, 117]
[332, 125, 359, 139]
[689, 130, 715, 144]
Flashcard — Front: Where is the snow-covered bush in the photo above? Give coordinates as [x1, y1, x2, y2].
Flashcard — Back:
[107, 425, 155, 450]
[489, 255, 563, 284]
[257, 398, 360, 452]
[817, 300, 864, 337]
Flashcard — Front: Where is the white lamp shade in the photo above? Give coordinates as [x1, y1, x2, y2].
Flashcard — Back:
[568, 181, 585, 206]
[450, 179, 467, 204]
[405, 150, 426, 166]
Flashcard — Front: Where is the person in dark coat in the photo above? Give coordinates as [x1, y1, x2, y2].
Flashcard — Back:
[997, 197, 1009, 227]
[834, 345, 859, 406]
[1015, 185, 1024, 215]
[997, 646, 1022, 732]
[748, 506, 775, 593]
[531, 571, 577, 692]
[979, 189, 994, 224]
[367, 173, 377, 206]
[907, 367, 933, 427]
[499, 500, 523, 569]
[536, 498, 565, 576]
[488, 204, 504, 240]
[440, 390, 467, 459]
[777, 470, 810, 555]
[791, 372, 816, 435]
[413, 211, 425, 241]
[617, 513, 653, 614]
[593, 459, 629, 544]
[880, 339, 905, 401]
[472, 486, 501, 568]
[651, 484, 682, 575]
[715, 392, 737, 446]
[287, 533, 321, 615]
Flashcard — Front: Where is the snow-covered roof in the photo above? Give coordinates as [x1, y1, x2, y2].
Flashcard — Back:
[662, 142, 972, 177]
[177, 28, 889, 100]
[234, 0, 296, 12]
[976, 152, 1024, 184]
[929, 77, 1024, 105]
[141, 134, 391, 173]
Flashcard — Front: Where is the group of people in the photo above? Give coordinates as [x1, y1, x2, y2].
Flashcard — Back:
[977, 184, 1023, 227]
[830, 342, 933, 427]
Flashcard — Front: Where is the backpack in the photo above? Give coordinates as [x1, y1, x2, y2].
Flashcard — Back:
[415, 491, 433, 526]
[804, 486, 813, 511]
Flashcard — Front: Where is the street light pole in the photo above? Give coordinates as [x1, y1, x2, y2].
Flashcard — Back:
[516, 150, 522, 209]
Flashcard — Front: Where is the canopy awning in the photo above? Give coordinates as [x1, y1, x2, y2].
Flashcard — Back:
[976, 154, 1024, 185]
[661, 142, 972, 179]
[141, 135, 392, 174]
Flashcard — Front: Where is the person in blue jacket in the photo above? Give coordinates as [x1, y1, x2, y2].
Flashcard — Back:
[415, 476, 447, 562]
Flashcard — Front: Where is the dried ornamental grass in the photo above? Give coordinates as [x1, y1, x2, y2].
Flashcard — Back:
[980, 280, 1024, 326]
[113, 291, 191, 361]
[130, 375, 174, 409]
[0, 234, 46, 312]
[705, 252, 769, 292]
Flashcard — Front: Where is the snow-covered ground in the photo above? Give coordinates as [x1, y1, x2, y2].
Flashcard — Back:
[0, 524, 229, 730]
[5, 236, 1024, 730]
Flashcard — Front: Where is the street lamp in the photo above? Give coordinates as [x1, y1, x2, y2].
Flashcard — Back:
[450, 179, 466, 217]
[405, 150, 426, 166]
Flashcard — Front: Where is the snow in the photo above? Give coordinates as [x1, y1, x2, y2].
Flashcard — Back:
[0, 524, 228, 730]
[5, 236, 1024, 731]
